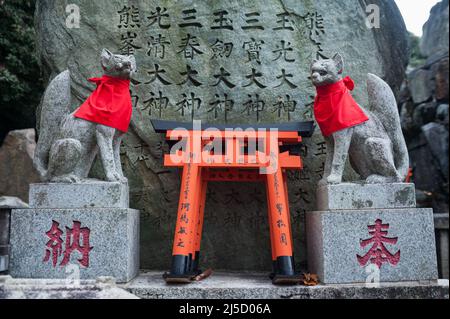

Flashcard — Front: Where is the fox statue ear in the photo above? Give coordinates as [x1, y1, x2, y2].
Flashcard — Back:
[310, 58, 319, 69]
[101, 49, 113, 69]
[332, 53, 344, 74]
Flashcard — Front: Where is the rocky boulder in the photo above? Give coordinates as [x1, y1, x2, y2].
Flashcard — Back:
[420, 0, 449, 59]
[34, 0, 409, 271]
[400, 0, 449, 214]
[0, 129, 40, 203]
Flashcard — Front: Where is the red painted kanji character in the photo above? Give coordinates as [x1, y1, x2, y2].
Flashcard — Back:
[357, 219, 400, 269]
[60, 221, 93, 268]
[43, 220, 64, 267]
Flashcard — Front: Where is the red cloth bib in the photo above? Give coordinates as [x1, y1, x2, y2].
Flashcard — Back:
[74, 75, 132, 133]
[314, 76, 369, 137]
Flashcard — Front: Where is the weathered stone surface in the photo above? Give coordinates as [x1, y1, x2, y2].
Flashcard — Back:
[122, 272, 449, 299]
[434, 214, 449, 279]
[421, 123, 449, 181]
[434, 57, 449, 101]
[306, 208, 438, 284]
[1, 273, 447, 299]
[420, 0, 449, 58]
[0, 208, 11, 273]
[0, 129, 40, 203]
[408, 132, 449, 213]
[316, 183, 416, 211]
[413, 102, 437, 126]
[35, 0, 409, 270]
[436, 104, 449, 124]
[0, 276, 139, 299]
[0, 196, 29, 209]
[10, 208, 139, 283]
[408, 69, 433, 104]
[29, 181, 129, 209]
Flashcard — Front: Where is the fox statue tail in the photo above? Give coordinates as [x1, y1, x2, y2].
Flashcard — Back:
[366, 73, 409, 181]
[34, 70, 72, 180]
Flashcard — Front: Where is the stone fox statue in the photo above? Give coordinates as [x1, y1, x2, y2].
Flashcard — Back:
[34, 49, 137, 183]
[310, 53, 409, 185]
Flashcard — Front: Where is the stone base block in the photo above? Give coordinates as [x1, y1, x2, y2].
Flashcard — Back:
[316, 183, 416, 211]
[29, 181, 129, 209]
[9, 208, 139, 283]
[306, 208, 438, 284]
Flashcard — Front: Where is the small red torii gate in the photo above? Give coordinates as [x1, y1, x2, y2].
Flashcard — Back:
[151, 120, 315, 284]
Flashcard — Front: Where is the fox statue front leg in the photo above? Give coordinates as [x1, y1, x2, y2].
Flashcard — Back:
[326, 127, 354, 184]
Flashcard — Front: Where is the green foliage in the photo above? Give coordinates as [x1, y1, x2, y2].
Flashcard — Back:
[0, 0, 44, 142]
[408, 32, 426, 68]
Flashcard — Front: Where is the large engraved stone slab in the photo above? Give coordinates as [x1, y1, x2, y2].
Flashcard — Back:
[29, 182, 129, 209]
[316, 183, 416, 211]
[35, 0, 409, 270]
[306, 208, 438, 284]
[10, 208, 139, 283]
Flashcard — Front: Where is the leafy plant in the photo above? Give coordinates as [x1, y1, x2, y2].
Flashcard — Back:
[0, 0, 44, 143]
[408, 32, 426, 68]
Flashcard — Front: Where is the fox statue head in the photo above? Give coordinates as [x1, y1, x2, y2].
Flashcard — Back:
[100, 48, 137, 80]
[310, 53, 344, 87]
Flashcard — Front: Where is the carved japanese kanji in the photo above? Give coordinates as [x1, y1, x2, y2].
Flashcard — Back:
[43, 220, 93, 268]
[357, 219, 401, 269]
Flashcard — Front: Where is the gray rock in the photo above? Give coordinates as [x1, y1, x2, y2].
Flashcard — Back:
[434, 57, 449, 102]
[413, 102, 437, 126]
[408, 69, 433, 104]
[435, 213, 449, 230]
[316, 183, 416, 211]
[421, 122, 449, 180]
[400, 100, 419, 137]
[122, 271, 448, 299]
[306, 208, 438, 284]
[436, 104, 449, 124]
[9, 207, 140, 283]
[0, 207, 11, 273]
[35, 0, 409, 271]
[420, 0, 449, 58]
[408, 132, 448, 212]
[29, 181, 129, 209]
[434, 214, 449, 279]
[0, 197, 29, 209]
[0, 129, 40, 202]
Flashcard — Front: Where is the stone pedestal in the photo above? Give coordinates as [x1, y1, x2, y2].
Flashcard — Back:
[9, 182, 139, 283]
[0, 197, 29, 274]
[29, 182, 129, 209]
[306, 183, 439, 284]
[434, 214, 449, 279]
[0, 209, 10, 273]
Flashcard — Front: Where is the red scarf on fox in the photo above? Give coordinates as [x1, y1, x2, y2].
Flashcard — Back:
[74, 75, 132, 133]
[314, 76, 369, 137]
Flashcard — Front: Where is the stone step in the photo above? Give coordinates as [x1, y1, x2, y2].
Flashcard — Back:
[0, 276, 138, 299]
[121, 271, 449, 299]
